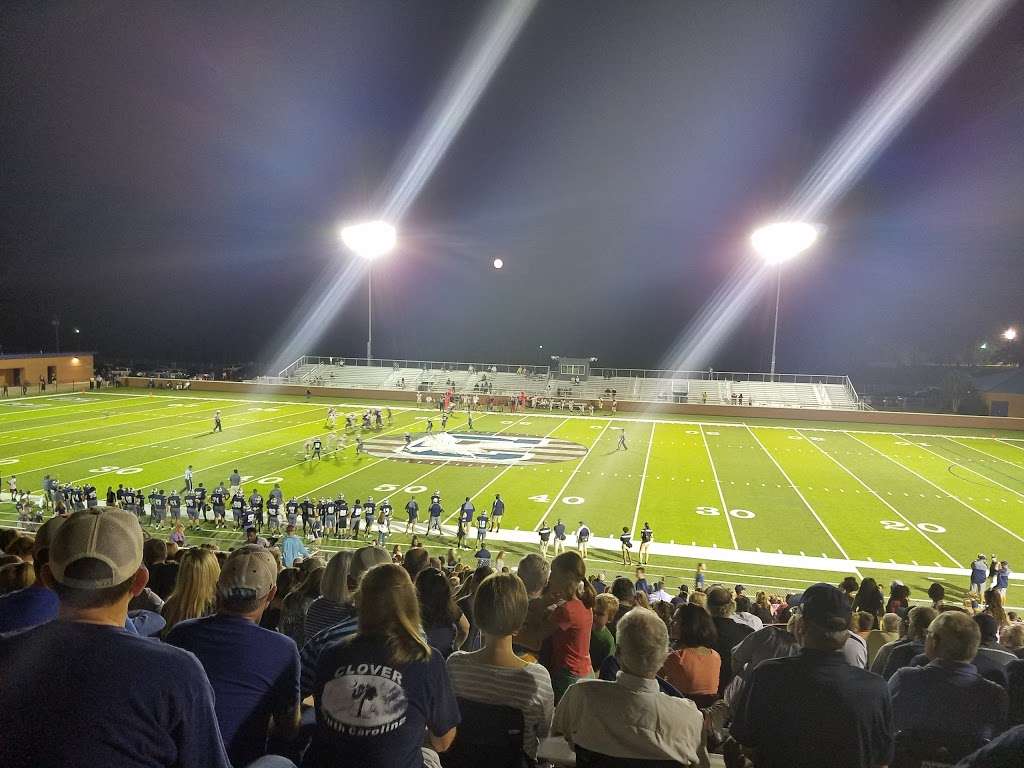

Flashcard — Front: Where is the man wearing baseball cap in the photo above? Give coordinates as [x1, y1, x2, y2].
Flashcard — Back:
[166, 544, 300, 767]
[0, 507, 232, 768]
[731, 583, 894, 768]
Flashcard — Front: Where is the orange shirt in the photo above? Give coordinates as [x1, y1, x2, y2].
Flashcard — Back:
[660, 646, 720, 695]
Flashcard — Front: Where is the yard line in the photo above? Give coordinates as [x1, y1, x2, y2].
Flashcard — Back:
[23, 407, 318, 478]
[72, 410, 335, 487]
[445, 417, 571, 527]
[0, 396, 186, 433]
[795, 429, 962, 568]
[745, 426, 856, 570]
[4, 401, 265, 461]
[947, 437, 1024, 471]
[533, 420, 612, 531]
[629, 423, 657, 539]
[698, 424, 738, 550]
[997, 439, 1024, 455]
[910, 438, 1024, 499]
[846, 432, 1024, 547]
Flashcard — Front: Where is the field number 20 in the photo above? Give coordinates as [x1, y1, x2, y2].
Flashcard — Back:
[89, 465, 143, 475]
[696, 506, 755, 519]
[881, 520, 946, 534]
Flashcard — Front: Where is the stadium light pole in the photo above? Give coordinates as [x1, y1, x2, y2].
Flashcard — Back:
[750, 222, 820, 381]
[340, 221, 397, 361]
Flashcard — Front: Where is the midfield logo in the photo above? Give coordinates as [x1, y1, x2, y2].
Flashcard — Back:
[363, 431, 588, 466]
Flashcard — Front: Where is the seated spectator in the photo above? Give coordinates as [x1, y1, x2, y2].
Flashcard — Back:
[305, 564, 460, 768]
[456, 566, 494, 652]
[1003, 623, 1024, 659]
[143, 538, 178, 599]
[417, 567, 469, 657]
[879, 606, 937, 679]
[609, 576, 635, 635]
[974, 613, 1018, 679]
[0, 507, 231, 768]
[661, 602, 721, 697]
[1008, 659, 1024, 727]
[403, 546, 430, 581]
[728, 615, 801, 712]
[305, 552, 358, 640]
[447, 573, 554, 762]
[299, 547, 390, 698]
[866, 612, 901, 666]
[953, 724, 1024, 768]
[0, 517, 63, 633]
[279, 560, 324, 648]
[552, 608, 704, 765]
[731, 583, 894, 768]
[705, 586, 754, 696]
[544, 552, 595, 701]
[167, 545, 301, 767]
[983, 588, 1010, 630]
[589, 593, 619, 671]
[261, 567, 299, 630]
[751, 591, 774, 625]
[854, 610, 875, 641]
[160, 546, 220, 636]
[889, 611, 1008, 741]
[0, 561, 34, 595]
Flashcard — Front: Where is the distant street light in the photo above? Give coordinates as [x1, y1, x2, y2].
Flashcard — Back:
[750, 222, 821, 379]
[1004, 327, 1018, 341]
[340, 221, 397, 361]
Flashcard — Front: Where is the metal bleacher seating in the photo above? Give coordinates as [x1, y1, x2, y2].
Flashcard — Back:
[270, 357, 864, 411]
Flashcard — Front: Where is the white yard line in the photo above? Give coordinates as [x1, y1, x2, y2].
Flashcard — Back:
[906, 437, 1024, 500]
[997, 438, 1024, 454]
[533, 420, 612, 531]
[796, 429, 962, 568]
[948, 437, 1024, 470]
[698, 424, 738, 549]
[0, 396, 189, 432]
[745, 425, 856, 571]
[846, 432, 1024, 547]
[629, 423, 657, 538]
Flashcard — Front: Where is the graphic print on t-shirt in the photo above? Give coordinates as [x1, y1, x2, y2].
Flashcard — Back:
[321, 664, 408, 736]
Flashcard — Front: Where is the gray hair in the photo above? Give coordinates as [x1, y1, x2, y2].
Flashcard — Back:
[616, 608, 669, 678]
[1000, 622, 1024, 651]
[927, 612, 980, 663]
[880, 613, 901, 632]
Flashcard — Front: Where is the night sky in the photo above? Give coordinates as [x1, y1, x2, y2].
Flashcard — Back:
[2, 1, 1022, 373]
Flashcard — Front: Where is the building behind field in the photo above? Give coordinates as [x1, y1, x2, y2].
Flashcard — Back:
[0, 353, 95, 387]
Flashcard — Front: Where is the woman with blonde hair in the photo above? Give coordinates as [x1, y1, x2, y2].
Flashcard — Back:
[545, 551, 596, 701]
[306, 564, 459, 768]
[984, 587, 1010, 628]
[0, 561, 35, 594]
[161, 547, 220, 636]
[447, 573, 554, 762]
[305, 547, 390, 640]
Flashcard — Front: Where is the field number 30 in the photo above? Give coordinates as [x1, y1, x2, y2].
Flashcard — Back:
[696, 506, 755, 519]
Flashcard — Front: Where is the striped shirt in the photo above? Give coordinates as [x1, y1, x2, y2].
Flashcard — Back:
[446, 652, 554, 759]
[303, 598, 354, 642]
[299, 615, 359, 698]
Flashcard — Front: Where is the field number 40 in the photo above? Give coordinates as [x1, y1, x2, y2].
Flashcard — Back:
[881, 520, 946, 533]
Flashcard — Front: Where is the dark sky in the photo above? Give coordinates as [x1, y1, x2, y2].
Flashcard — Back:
[2, 1, 1022, 374]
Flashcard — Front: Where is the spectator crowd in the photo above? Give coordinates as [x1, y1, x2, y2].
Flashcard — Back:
[0, 511, 1022, 768]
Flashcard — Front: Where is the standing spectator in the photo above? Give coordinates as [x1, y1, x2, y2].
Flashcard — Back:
[984, 588, 1011, 629]
[705, 586, 754, 696]
[852, 577, 884, 629]
[545, 552, 596, 701]
[280, 524, 313, 567]
[885, 581, 911, 617]
[973, 613, 1018, 680]
[553, 608, 704, 765]
[0, 507, 231, 768]
[969, 554, 989, 596]
[589, 593, 619, 671]
[866, 613, 901, 666]
[927, 582, 945, 609]
[661, 602, 721, 697]
[609, 576, 635, 635]
[417, 567, 469, 657]
[996, 560, 1010, 600]
[305, 564, 460, 768]
[166, 545, 301, 767]
[447, 573, 555, 763]
[731, 583, 894, 768]
[512, 553, 551, 662]
[840, 576, 860, 606]
[160, 546, 220, 636]
[279, 561, 324, 648]
[889, 611, 1007, 742]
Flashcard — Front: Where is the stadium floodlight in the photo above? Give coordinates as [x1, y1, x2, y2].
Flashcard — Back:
[1004, 327, 1018, 341]
[750, 222, 821, 380]
[340, 220, 397, 361]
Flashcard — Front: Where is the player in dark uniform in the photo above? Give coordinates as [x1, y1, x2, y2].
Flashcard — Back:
[115, 484, 126, 509]
[300, 497, 314, 533]
[266, 493, 281, 533]
[213, 410, 223, 433]
[553, 519, 567, 556]
[323, 498, 337, 539]
[620, 526, 634, 565]
[168, 489, 182, 525]
[285, 497, 299, 529]
[85, 484, 98, 509]
[456, 514, 467, 550]
[349, 499, 362, 539]
[124, 488, 138, 520]
[405, 497, 419, 533]
[426, 417, 433, 434]
[538, 520, 552, 557]
[312, 437, 323, 460]
[427, 498, 443, 537]
[195, 483, 208, 523]
[184, 489, 199, 529]
[364, 496, 376, 540]
[150, 489, 166, 529]
[249, 489, 264, 532]
[489, 493, 505, 532]
[336, 495, 349, 539]
[476, 510, 488, 544]
[639, 522, 653, 565]
[379, 499, 393, 535]
[231, 490, 245, 530]
[211, 485, 226, 529]
[441, 413, 448, 430]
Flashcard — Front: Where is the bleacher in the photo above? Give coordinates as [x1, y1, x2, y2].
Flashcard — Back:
[267, 356, 864, 410]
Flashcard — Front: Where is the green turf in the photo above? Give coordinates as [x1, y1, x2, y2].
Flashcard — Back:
[2, 388, 1023, 607]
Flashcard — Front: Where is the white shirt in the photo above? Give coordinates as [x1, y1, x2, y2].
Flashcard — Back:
[552, 672, 704, 766]
[650, 588, 673, 603]
[732, 611, 764, 631]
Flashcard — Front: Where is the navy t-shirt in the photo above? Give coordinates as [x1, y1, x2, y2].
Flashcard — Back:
[166, 613, 300, 767]
[305, 634, 461, 768]
[0, 620, 230, 768]
[0, 584, 59, 634]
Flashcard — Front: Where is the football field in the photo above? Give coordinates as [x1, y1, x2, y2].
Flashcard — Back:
[2, 388, 1023, 604]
